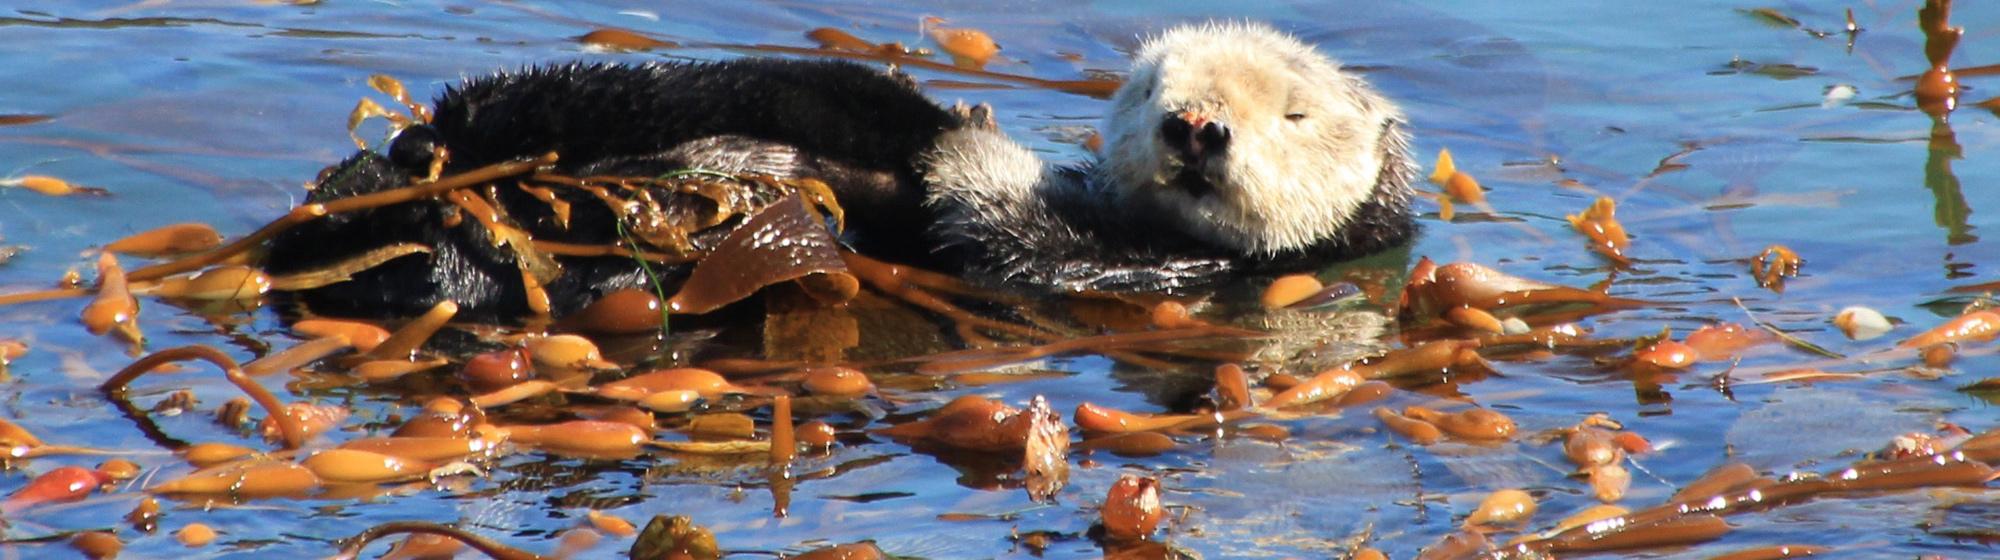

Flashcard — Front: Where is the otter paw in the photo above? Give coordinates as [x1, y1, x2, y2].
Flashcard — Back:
[885, 64, 921, 90]
[950, 101, 1000, 131]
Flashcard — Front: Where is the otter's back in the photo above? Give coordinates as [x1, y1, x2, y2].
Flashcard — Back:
[431, 59, 956, 174]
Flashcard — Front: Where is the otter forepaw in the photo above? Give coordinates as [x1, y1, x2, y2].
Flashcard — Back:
[949, 101, 1000, 131]
[885, 64, 921, 90]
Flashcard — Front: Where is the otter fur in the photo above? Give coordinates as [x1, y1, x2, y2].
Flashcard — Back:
[265, 22, 1416, 320]
[924, 24, 1416, 290]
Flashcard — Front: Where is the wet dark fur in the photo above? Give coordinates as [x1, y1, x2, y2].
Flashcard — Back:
[266, 59, 1416, 320]
[424, 60, 953, 239]
[268, 59, 957, 320]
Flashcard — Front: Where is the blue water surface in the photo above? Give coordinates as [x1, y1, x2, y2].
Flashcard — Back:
[0, 1, 1996, 558]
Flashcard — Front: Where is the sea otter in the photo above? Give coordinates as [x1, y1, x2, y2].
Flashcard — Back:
[923, 23, 1416, 291]
[265, 22, 1417, 321]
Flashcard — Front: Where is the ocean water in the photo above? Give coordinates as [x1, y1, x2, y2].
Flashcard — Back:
[0, 1, 1995, 558]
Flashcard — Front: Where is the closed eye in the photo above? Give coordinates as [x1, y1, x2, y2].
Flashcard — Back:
[1285, 113, 1308, 122]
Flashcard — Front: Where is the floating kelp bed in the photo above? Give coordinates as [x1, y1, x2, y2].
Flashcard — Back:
[2, 1, 2000, 559]
[0, 122, 1277, 558]
[3, 140, 1998, 558]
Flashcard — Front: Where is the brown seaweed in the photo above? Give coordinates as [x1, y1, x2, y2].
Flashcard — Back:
[668, 196, 856, 314]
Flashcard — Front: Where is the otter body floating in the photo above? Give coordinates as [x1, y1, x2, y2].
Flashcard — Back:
[265, 22, 1417, 321]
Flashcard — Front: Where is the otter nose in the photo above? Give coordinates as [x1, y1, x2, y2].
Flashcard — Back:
[1160, 113, 1230, 160]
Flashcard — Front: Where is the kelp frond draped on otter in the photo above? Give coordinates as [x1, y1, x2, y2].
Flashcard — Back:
[265, 22, 1417, 320]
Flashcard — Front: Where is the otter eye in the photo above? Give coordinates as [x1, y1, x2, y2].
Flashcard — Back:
[1285, 113, 1308, 122]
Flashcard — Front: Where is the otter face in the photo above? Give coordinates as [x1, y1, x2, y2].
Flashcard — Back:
[1105, 22, 1407, 255]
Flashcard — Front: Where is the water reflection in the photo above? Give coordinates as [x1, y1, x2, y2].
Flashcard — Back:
[1925, 117, 1977, 247]
[1915, 0, 1977, 256]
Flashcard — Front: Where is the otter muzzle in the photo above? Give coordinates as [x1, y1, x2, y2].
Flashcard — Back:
[1160, 112, 1231, 160]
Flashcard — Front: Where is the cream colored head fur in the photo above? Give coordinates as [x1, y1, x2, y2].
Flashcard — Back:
[1104, 22, 1406, 254]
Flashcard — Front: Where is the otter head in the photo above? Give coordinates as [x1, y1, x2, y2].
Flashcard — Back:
[1105, 22, 1408, 255]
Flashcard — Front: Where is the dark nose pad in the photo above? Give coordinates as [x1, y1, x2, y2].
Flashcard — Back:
[386, 124, 442, 171]
[1195, 121, 1230, 155]
[1159, 115, 1230, 160]
[1160, 116, 1194, 156]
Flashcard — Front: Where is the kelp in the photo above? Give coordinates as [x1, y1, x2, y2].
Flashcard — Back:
[667, 196, 856, 314]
